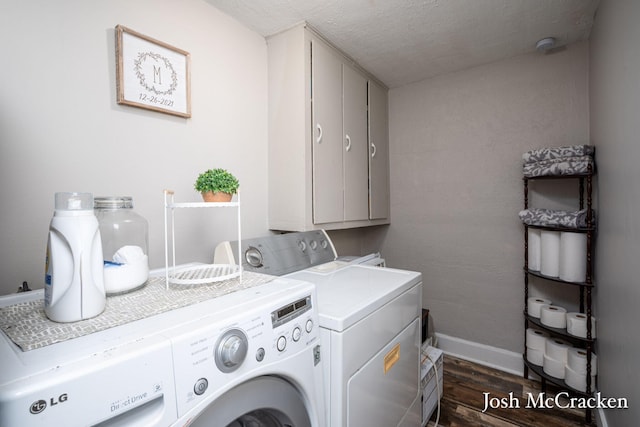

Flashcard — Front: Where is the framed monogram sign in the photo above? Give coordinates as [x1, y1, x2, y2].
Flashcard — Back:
[115, 25, 191, 118]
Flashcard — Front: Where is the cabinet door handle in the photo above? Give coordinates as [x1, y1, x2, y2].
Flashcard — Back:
[345, 134, 351, 152]
[370, 142, 377, 158]
[316, 123, 323, 144]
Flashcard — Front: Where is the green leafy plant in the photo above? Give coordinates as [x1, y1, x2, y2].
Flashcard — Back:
[194, 168, 240, 195]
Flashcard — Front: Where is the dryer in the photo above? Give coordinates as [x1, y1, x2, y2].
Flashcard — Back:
[0, 273, 325, 427]
[215, 231, 423, 427]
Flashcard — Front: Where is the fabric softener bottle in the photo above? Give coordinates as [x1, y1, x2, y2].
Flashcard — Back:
[45, 192, 106, 322]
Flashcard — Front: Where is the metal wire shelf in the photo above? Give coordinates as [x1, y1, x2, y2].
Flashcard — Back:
[163, 190, 242, 289]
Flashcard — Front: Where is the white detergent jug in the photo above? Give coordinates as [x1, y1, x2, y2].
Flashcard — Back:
[45, 192, 106, 323]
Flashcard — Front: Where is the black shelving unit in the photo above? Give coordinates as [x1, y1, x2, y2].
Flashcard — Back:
[522, 164, 596, 424]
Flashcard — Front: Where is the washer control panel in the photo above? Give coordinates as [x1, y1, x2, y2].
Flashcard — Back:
[169, 288, 319, 417]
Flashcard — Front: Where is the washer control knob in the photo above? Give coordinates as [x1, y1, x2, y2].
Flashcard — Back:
[194, 378, 208, 396]
[215, 329, 248, 373]
[244, 246, 263, 268]
[310, 240, 318, 250]
[298, 240, 307, 252]
[256, 347, 265, 362]
[305, 319, 313, 333]
[292, 327, 301, 342]
[277, 336, 287, 352]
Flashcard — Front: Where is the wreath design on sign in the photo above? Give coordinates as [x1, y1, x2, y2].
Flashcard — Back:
[133, 52, 178, 95]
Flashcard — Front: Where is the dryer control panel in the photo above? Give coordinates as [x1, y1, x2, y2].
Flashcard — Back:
[214, 230, 337, 276]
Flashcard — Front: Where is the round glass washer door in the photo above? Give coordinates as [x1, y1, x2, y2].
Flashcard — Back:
[188, 376, 312, 427]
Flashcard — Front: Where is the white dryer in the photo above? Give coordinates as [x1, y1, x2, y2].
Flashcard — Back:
[0, 273, 325, 427]
[215, 231, 423, 427]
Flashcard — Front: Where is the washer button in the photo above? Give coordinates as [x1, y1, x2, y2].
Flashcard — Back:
[305, 319, 313, 333]
[256, 347, 265, 362]
[277, 336, 287, 352]
[194, 378, 208, 396]
[292, 327, 301, 342]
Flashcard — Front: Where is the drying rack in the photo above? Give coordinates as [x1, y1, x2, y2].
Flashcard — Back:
[163, 190, 242, 289]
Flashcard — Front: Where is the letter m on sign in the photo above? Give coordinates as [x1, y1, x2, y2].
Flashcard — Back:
[154, 65, 162, 85]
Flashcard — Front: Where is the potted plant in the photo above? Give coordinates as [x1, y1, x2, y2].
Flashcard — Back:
[194, 168, 240, 202]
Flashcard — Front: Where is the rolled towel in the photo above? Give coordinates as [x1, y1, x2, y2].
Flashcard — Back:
[522, 145, 595, 164]
[518, 208, 593, 229]
[523, 155, 594, 177]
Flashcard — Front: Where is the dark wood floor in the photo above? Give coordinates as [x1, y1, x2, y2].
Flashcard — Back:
[426, 355, 595, 427]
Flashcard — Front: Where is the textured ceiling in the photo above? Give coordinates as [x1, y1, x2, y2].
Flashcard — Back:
[206, 0, 600, 88]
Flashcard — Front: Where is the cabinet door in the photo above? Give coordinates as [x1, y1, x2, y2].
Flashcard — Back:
[368, 80, 390, 220]
[311, 39, 343, 224]
[342, 63, 369, 221]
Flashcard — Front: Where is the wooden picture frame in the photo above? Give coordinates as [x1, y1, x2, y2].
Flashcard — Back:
[115, 25, 191, 118]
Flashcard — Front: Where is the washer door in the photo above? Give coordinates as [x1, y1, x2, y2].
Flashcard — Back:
[189, 376, 312, 427]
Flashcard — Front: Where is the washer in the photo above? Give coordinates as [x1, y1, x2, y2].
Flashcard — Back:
[169, 278, 325, 427]
[215, 231, 423, 427]
[0, 274, 325, 427]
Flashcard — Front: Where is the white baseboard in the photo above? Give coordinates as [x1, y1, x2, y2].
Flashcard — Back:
[596, 407, 608, 427]
[434, 332, 524, 376]
[434, 332, 608, 427]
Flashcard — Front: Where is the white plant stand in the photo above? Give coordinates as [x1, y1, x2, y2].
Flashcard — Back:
[163, 190, 242, 289]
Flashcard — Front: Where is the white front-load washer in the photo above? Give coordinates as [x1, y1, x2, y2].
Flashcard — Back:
[215, 231, 423, 427]
[169, 278, 325, 427]
[0, 273, 325, 427]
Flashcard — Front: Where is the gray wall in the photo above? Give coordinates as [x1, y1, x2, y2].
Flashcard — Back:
[590, 0, 640, 423]
[0, 0, 270, 295]
[384, 43, 590, 353]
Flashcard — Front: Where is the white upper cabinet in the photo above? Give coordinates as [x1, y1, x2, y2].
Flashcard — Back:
[342, 62, 369, 222]
[368, 80, 390, 220]
[267, 24, 390, 231]
[311, 38, 344, 224]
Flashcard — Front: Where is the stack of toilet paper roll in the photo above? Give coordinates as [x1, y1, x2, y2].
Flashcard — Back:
[526, 328, 597, 392]
[526, 328, 548, 366]
[540, 230, 560, 276]
[566, 312, 597, 338]
[525, 297, 597, 391]
[543, 338, 572, 379]
[527, 298, 597, 338]
[559, 232, 587, 282]
[540, 305, 567, 328]
[528, 229, 542, 271]
[565, 348, 597, 392]
[529, 229, 587, 282]
[527, 297, 552, 318]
